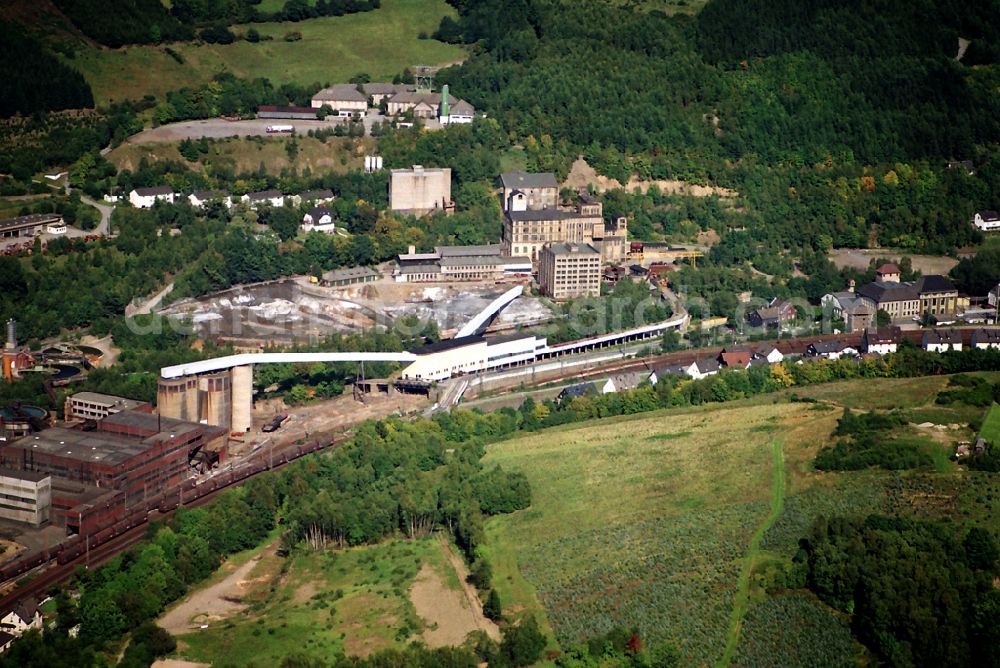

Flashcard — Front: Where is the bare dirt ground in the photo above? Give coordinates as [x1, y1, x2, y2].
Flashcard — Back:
[158, 543, 277, 634]
[829, 248, 959, 276]
[409, 537, 500, 647]
[152, 660, 210, 668]
[562, 158, 738, 198]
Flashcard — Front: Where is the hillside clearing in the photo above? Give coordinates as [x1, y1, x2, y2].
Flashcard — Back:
[68, 0, 466, 104]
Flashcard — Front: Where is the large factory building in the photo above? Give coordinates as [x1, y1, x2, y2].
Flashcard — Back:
[0, 410, 226, 507]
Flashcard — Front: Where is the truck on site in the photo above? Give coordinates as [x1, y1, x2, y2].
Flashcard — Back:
[266, 125, 294, 134]
[262, 413, 289, 432]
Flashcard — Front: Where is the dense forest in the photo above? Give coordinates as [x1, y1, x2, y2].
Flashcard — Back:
[0, 22, 94, 117]
[437, 0, 1000, 255]
[799, 515, 1000, 668]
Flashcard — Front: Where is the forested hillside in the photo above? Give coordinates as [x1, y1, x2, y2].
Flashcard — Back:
[0, 21, 94, 116]
[440, 0, 1000, 165]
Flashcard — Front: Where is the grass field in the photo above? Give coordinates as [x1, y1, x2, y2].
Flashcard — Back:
[171, 537, 462, 666]
[108, 135, 372, 175]
[980, 403, 1000, 444]
[481, 403, 804, 665]
[481, 374, 991, 666]
[69, 0, 466, 104]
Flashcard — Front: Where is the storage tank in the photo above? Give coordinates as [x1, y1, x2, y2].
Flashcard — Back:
[158, 376, 199, 422]
[230, 365, 253, 433]
[198, 371, 231, 429]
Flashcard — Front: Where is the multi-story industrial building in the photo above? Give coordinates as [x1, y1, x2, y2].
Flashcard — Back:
[499, 171, 627, 264]
[389, 166, 453, 216]
[0, 469, 50, 526]
[395, 245, 531, 283]
[538, 243, 602, 300]
[0, 410, 226, 508]
[64, 392, 150, 422]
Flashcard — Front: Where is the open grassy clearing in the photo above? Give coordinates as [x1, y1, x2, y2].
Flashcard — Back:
[171, 536, 467, 666]
[483, 374, 996, 666]
[980, 403, 1000, 444]
[69, 0, 466, 104]
[789, 375, 951, 410]
[108, 135, 371, 175]
[482, 403, 803, 665]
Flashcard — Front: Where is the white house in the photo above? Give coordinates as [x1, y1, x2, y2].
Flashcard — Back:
[301, 207, 336, 233]
[441, 99, 475, 125]
[973, 210, 1000, 232]
[0, 598, 42, 638]
[862, 328, 900, 355]
[291, 189, 335, 207]
[686, 358, 720, 380]
[241, 190, 285, 208]
[922, 329, 962, 353]
[753, 345, 784, 364]
[129, 186, 175, 209]
[989, 284, 1000, 308]
[806, 340, 858, 360]
[648, 364, 688, 385]
[971, 328, 1000, 350]
[45, 222, 66, 235]
[189, 190, 231, 209]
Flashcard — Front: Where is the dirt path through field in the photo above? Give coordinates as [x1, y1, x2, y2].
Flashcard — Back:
[158, 542, 276, 634]
[718, 439, 786, 667]
[409, 537, 500, 647]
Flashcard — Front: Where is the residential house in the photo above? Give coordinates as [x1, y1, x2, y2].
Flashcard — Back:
[188, 190, 231, 209]
[686, 358, 720, 380]
[292, 190, 335, 206]
[302, 207, 335, 233]
[310, 84, 368, 116]
[241, 190, 285, 208]
[862, 327, 901, 355]
[558, 382, 598, 402]
[754, 345, 784, 364]
[748, 298, 797, 329]
[0, 597, 42, 637]
[442, 98, 475, 124]
[807, 340, 857, 360]
[604, 372, 646, 393]
[971, 328, 1000, 350]
[129, 186, 174, 209]
[990, 284, 1000, 309]
[922, 329, 963, 352]
[648, 364, 689, 385]
[718, 346, 752, 369]
[973, 210, 1000, 232]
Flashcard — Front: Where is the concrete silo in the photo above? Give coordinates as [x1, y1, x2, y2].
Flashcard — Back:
[230, 365, 253, 433]
[198, 371, 231, 429]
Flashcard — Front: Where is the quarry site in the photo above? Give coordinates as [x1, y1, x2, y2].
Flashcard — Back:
[157, 276, 555, 347]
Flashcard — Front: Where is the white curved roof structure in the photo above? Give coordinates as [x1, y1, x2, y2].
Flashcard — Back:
[456, 286, 524, 338]
[160, 352, 417, 379]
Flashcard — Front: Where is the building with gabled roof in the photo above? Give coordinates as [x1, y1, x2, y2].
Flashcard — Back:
[862, 327, 901, 355]
[807, 340, 857, 360]
[718, 346, 752, 369]
[971, 328, 1000, 349]
[922, 328, 963, 352]
[310, 84, 368, 116]
[129, 186, 175, 209]
[973, 210, 1000, 232]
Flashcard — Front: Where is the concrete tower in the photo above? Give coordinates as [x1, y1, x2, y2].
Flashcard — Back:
[230, 365, 253, 433]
